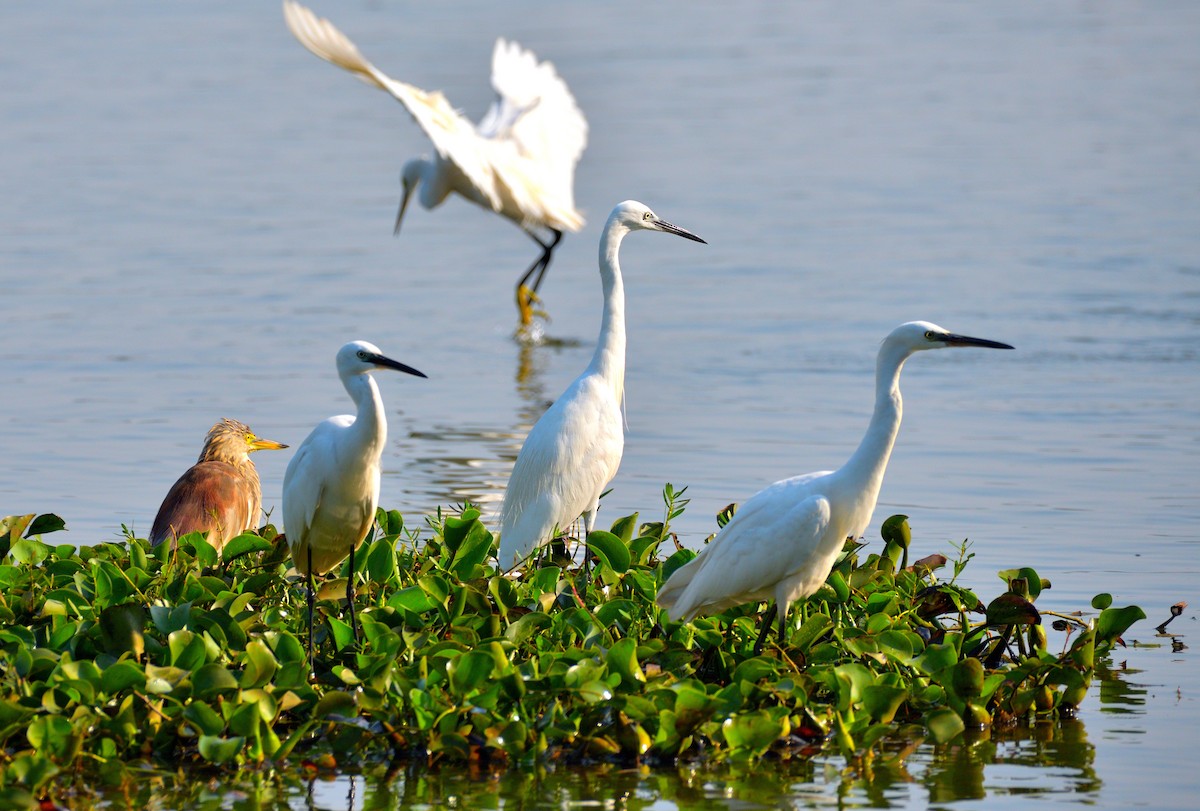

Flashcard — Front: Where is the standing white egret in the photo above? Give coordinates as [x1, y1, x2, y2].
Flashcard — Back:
[656, 321, 1013, 653]
[282, 1, 588, 327]
[497, 201, 706, 571]
[282, 340, 427, 662]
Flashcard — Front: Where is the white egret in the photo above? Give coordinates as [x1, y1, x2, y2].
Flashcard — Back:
[150, 419, 288, 553]
[282, 340, 427, 662]
[656, 321, 1013, 653]
[497, 201, 706, 571]
[282, 1, 588, 327]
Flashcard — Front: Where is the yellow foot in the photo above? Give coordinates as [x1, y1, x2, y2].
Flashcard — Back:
[516, 285, 550, 330]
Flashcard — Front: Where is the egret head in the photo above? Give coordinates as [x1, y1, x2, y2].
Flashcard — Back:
[608, 200, 707, 243]
[395, 159, 426, 236]
[888, 321, 1015, 355]
[336, 340, 428, 380]
[198, 418, 288, 464]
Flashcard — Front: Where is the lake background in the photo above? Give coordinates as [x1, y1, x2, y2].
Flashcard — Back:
[2, 1, 1197, 807]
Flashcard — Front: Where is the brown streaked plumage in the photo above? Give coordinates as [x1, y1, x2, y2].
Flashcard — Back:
[150, 418, 288, 552]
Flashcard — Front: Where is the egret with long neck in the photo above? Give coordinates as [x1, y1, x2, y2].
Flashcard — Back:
[283, 340, 427, 664]
[497, 201, 706, 570]
[656, 321, 1013, 653]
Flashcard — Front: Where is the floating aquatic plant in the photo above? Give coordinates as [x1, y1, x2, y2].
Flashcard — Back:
[0, 495, 1143, 806]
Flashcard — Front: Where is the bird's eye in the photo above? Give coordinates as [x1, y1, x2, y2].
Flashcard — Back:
[357, 350, 369, 360]
[643, 211, 653, 221]
[924, 330, 937, 340]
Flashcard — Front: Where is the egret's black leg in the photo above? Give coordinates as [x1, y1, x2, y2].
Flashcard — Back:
[516, 228, 561, 293]
[753, 603, 778, 656]
[347, 543, 360, 645]
[528, 229, 563, 294]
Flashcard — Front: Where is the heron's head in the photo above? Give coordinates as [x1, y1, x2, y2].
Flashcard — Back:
[608, 200, 706, 243]
[199, 418, 288, 463]
[337, 340, 428, 380]
[395, 159, 427, 236]
[887, 321, 1015, 355]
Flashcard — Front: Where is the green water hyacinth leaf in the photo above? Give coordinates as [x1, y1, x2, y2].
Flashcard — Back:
[27, 513, 67, 536]
[950, 658, 985, 698]
[1095, 604, 1146, 646]
[925, 706, 965, 743]
[914, 642, 959, 676]
[221, 533, 271, 564]
[149, 602, 192, 635]
[448, 524, 492, 580]
[100, 661, 146, 694]
[185, 701, 226, 736]
[732, 656, 778, 685]
[327, 616, 356, 651]
[0, 513, 35, 544]
[606, 637, 645, 686]
[181, 532, 218, 567]
[449, 650, 495, 695]
[240, 640, 279, 689]
[27, 715, 74, 759]
[587, 530, 631, 574]
[826, 569, 851, 603]
[881, 514, 911, 548]
[833, 663, 875, 709]
[722, 709, 789, 755]
[269, 630, 307, 664]
[577, 680, 613, 704]
[144, 664, 189, 695]
[315, 690, 356, 719]
[8, 537, 51, 566]
[629, 534, 664, 565]
[168, 630, 208, 670]
[366, 537, 398, 583]
[99, 603, 146, 658]
[505, 610, 552, 645]
[198, 734, 245, 764]
[609, 513, 639, 543]
[1091, 592, 1113, 610]
[4, 754, 58, 794]
[985, 593, 1040, 626]
[998, 566, 1045, 600]
[390, 584, 440, 614]
[793, 612, 835, 651]
[192, 663, 239, 697]
[862, 684, 907, 724]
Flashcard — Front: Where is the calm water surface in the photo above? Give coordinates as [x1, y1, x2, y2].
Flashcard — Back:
[2, 1, 1197, 807]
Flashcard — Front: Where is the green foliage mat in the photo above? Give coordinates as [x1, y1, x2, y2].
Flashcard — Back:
[0, 490, 1143, 805]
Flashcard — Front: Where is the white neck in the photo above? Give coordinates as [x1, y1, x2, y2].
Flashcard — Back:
[835, 339, 912, 507]
[584, 215, 629, 400]
[344, 371, 388, 457]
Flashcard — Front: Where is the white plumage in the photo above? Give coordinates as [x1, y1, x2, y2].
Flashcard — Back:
[282, 1, 587, 325]
[657, 321, 1013, 652]
[282, 340, 426, 660]
[497, 201, 706, 570]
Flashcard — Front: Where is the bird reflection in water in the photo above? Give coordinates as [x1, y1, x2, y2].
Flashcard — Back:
[400, 334, 581, 525]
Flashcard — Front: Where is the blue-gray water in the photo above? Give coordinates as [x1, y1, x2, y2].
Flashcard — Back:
[2, 1, 1197, 807]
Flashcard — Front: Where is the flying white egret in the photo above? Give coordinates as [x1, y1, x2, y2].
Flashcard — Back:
[150, 419, 288, 553]
[282, 1, 588, 327]
[656, 321, 1014, 654]
[282, 340, 427, 662]
[497, 201, 706, 571]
